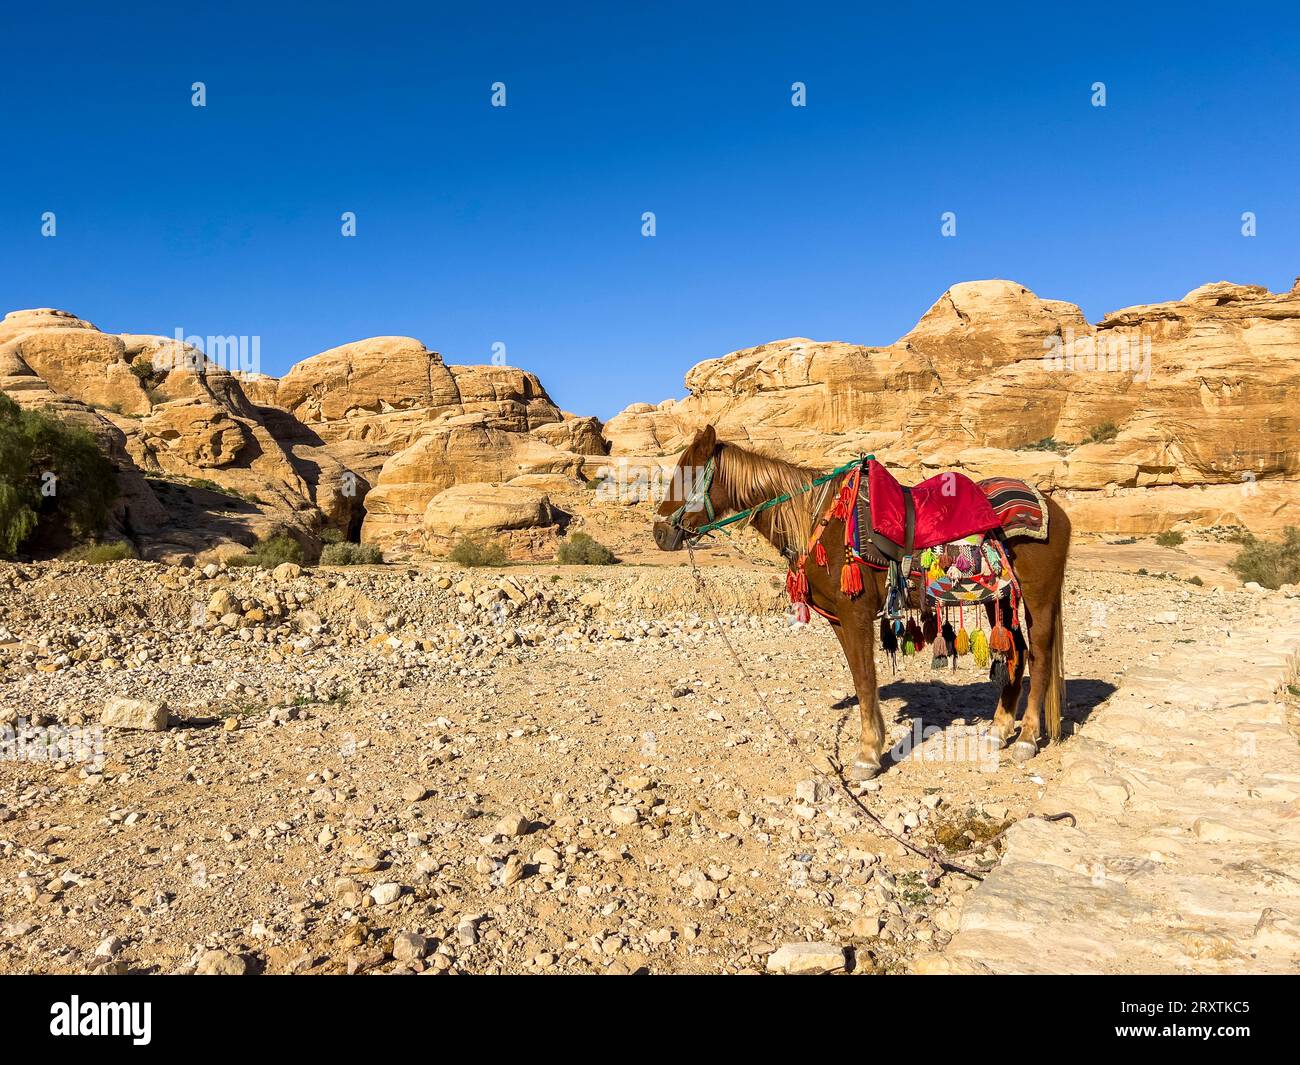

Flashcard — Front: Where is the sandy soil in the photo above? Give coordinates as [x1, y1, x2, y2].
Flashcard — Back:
[0, 524, 1265, 975]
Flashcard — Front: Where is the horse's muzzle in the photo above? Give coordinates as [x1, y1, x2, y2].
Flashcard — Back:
[653, 521, 687, 552]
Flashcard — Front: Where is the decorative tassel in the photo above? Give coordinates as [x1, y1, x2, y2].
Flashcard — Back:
[989, 621, 1012, 654]
[903, 638, 916, 656]
[813, 541, 828, 568]
[879, 615, 897, 671]
[955, 627, 970, 655]
[941, 621, 956, 646]
[931, 635, 949, 670]
[989, 656, 1010, 689]
[971, 628, 990, 668]
[831, 478, 855, 521]
[904, 617, 923, 652]
[840, 557, 863, 597]
[921, 612, 938, 647]
[880, 615, 898, 655]
[919, 548, 935, 568]
[786, 561, 808, 605]
[793, 601, 810, 625]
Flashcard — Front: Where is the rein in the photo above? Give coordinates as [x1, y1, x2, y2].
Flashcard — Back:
[683, 538, 992, 881]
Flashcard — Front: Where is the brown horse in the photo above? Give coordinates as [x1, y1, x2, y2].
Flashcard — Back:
[653, 425, 1072, 779]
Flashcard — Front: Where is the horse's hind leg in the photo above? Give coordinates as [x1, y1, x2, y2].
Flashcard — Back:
[1013, 596, 1061, 760]
[986, 600, 1024, 748]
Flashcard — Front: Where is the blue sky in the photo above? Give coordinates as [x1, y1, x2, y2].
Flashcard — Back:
[4, 2, 1298, 419]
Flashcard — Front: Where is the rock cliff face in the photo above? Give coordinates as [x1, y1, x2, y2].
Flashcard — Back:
[4, 275, 1298, 563]
[0, 312, 603, 561]
[604, 279, 1300, 533]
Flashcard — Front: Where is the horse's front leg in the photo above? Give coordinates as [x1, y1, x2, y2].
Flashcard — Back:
[831, 611, 886, 779]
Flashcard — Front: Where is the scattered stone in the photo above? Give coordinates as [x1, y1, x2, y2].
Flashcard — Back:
[195, 949, 246, 976]
[370, 883, 402, 906]
[393, 931, 431, 961]
[766, 942, 847, 975]
[494, 812, 531, 838]
[101, 696, 169, 732]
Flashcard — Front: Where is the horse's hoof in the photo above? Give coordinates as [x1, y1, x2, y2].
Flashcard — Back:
[1011, 740, 1038, 763]
[981, 727, 1012, 750]
[847, 760, 882, 781]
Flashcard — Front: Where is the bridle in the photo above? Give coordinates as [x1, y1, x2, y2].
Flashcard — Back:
[665, 453, 717, 535]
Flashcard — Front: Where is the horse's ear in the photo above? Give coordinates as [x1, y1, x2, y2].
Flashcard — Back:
[693, 424, 717, 455]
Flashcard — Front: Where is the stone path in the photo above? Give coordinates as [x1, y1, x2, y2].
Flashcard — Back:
[916, 597, 1300, 974]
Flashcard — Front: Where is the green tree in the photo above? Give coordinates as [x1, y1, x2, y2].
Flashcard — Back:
[0, 394, 119, 557]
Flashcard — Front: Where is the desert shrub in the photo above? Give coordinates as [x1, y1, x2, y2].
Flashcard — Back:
[1229, 527, 1300, 590]
[0, 393, 119, 557]
[1089, 421, 1119, 444]
[1018, 437, 1061, 452]
[320, 541, 383, 565]
[1154, 530, 1185, 548]
[449, 536, 507, 567]
[320, 527, 344, 544]
[62, 541, 136, 563]
[556, 531, 616, 565]
[229, 533, 305, 570]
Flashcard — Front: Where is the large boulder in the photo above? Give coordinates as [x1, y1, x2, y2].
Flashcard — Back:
[531, 414, 608, 455]
[0, 309, 149, 416]
[448, 365, 564, 432]
[361, 421, 583, 550]
[421, 483, 558, 559]
[138, 400, 252, 469]
[275, 336, 461, 424]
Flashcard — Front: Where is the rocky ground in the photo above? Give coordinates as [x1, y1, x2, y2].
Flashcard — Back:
[0, 538, 1292, 975]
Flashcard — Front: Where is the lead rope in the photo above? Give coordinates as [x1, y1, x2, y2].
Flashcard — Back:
[685, 539, 992, 882]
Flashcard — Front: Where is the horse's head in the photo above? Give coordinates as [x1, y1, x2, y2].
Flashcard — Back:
[652, 424, 721, 551]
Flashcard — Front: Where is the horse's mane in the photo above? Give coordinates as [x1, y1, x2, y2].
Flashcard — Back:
[713, 442, 830, 556]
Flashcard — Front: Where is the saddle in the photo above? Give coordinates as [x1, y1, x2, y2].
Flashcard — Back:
[856, 459, 1002, 563]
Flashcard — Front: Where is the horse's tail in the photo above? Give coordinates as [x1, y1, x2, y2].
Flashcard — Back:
[1045, 604, 1065, 742]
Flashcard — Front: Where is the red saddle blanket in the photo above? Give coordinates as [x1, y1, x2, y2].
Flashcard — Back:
[867, 459, 1003, 550]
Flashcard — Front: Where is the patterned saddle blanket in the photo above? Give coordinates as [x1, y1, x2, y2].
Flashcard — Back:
[852, 465, 1049, 605]
[866, 459, 1001, 552]
[907, 478, 1049, 605]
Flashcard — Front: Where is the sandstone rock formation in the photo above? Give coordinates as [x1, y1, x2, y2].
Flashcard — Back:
[421, 483, 559, 559]
[604, 279, 1300, 533]
[5, 276, 1299, 564]
[361, 423, 584, 551]
[0, 312, 599, 562]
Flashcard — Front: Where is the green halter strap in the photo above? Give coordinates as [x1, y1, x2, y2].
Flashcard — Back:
[667, 454, 717, 529]
[674, 454, 873, 538]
